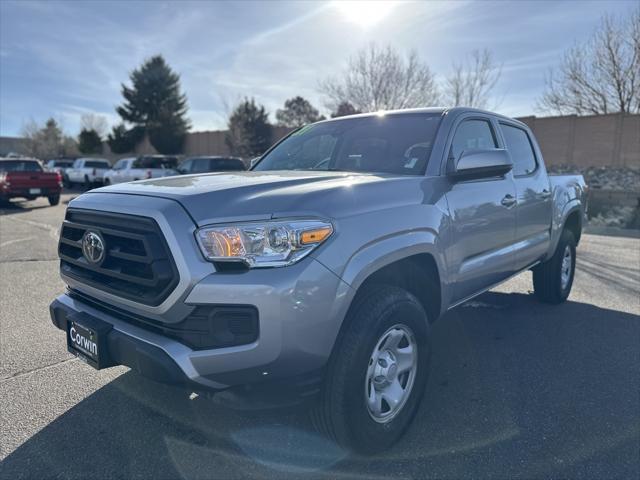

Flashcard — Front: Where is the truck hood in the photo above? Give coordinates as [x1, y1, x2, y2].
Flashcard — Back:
[91, 170, 430, 226]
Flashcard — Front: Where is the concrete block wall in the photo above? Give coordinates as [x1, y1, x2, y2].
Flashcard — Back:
[517, 113, 639, 168]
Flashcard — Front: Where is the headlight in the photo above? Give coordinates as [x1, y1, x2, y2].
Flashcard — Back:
[195, 219, 333, 268]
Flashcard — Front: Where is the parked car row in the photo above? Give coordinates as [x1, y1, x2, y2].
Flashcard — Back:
[44, 155, 247, 188]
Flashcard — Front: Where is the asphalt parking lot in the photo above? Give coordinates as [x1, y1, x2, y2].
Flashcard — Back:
[1, 193, 639, 480]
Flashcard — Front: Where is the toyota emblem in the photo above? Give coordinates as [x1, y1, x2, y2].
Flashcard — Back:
[82, 231, 105, 264]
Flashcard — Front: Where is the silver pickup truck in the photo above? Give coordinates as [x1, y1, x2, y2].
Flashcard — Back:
[50, 107, 586, 453]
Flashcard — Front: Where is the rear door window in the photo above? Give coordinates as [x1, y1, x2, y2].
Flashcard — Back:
[450, 119, 497, 160]
[500, 124, 537, 176]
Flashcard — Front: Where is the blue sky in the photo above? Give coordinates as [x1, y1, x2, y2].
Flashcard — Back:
[0, 0, 635, 137]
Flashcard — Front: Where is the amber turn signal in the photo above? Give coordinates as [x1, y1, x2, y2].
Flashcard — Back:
[300, 227, 332, 245]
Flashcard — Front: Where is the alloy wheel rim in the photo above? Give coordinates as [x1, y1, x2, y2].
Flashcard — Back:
[560, 245, 572, 290]
[364, 324, 418, 423]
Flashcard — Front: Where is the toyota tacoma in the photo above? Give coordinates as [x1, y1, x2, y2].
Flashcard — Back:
[50, 108, 586, 453]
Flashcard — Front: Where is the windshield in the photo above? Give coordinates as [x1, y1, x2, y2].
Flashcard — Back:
[0, 160, 42, 172]
[254, 114, 441, 175]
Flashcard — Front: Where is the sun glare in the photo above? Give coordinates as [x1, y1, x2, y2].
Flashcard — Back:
[333, 1, 398, 29]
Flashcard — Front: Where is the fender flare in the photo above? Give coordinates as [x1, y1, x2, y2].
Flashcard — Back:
[327, 230, 446, 335]
[548, 200, 582, 258]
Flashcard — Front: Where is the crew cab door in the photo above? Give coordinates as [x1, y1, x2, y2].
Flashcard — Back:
[68, 159, 83, 182]
[121, 159, 136, 182]
[111, 158, 132, 183]
[498, 122, 552, 270]
[444, 116, 517, 304]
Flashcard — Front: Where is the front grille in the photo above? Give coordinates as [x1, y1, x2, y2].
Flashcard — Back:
[59, 209, 179, 306]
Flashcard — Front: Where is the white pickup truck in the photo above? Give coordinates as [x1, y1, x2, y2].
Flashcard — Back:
[65, 158, 111, 188]
[103, 155, 179, 185]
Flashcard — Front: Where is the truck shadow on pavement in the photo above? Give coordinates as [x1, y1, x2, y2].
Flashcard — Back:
[2, 292, 639, 479]
[0, 200, 54, 216]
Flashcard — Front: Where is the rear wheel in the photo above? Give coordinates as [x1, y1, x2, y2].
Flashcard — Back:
[533, 229, 576, 304]
[83, 175, 91, 190]
[48, 194, 60, 206]
[313, 285, 431, 454]
[104, 178, 111, 186]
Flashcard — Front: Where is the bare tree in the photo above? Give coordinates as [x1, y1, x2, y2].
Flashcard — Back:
[320, 44, 440, 112]
[445, 49, 502, 109]
[538, 7, 640, 115]
[80, 113, 108, 138]
[21, 118, 78, 158]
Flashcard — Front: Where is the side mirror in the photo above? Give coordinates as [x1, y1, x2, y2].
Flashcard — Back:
[450, 149, 512, 179]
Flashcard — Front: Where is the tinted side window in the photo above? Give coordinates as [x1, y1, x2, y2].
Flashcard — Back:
[192, 158, 210, 173]
[0, 161, 42, 172]
[179, 160, 192, 172]
[211, 158, 246, 171]
[135, 156, 178, 169]
[451, 119, 497, 160]
[501, 124, 537, 176]
[85, 160, 109, 168]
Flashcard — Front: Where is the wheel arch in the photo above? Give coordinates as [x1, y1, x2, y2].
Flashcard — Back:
[564, 209, 582, 245]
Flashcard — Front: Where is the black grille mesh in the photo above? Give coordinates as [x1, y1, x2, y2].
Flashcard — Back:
[59, 209, 179, 306]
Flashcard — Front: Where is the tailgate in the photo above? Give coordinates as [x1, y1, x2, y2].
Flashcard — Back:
[7, 172, 60, 188]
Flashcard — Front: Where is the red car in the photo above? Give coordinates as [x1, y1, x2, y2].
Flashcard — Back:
[0, 158, 63, 206]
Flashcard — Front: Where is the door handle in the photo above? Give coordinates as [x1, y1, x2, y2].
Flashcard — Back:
[501, 194, 517, 208]
[540, 189, 552, 199]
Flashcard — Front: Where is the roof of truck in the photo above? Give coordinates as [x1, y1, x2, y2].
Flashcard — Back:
[319, 106, 528, 128]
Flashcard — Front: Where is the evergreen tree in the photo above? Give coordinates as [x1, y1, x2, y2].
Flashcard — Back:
[275, 96, 324, 127]
[107, 123, 144, 154]
[225, 98, 272, 158]
[78, 128, 103, 154]
[114, 55, 190, 153]
[331, 101, 361, 118]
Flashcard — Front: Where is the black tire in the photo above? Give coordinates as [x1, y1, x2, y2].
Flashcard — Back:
[48, 194, 60, 206]
[313, 284, 431, 454]
[83, 175, 91, 190]
[533, 229, 576, 304]
[104, 178, 111, 186]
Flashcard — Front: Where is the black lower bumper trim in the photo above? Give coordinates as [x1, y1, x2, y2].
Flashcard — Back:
[50, 299, 212, 390]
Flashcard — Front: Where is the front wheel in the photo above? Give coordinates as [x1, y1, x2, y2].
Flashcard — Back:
[313, 285, 431, 454]
[533, 229, 576, 304]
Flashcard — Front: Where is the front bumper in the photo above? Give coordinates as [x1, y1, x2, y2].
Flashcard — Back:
[51, 298, 195, 387]
[50, 255, 351, 391]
